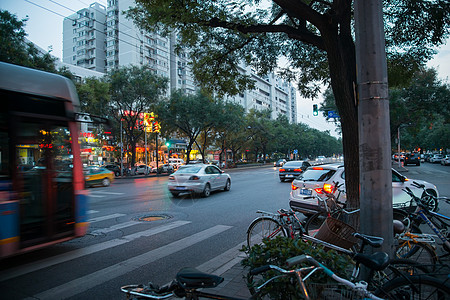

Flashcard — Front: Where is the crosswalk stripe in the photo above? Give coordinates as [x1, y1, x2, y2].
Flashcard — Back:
[32, 225, 232, 300]
[87, 210, 99, 214]
[0, 220, 191, 281]
[90, 220, 140, 235]
[196, 241, 246, 275]
[89, 213, 125, 223]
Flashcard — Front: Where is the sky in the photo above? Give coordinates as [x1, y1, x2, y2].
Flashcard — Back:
[1, 0, 449, 139]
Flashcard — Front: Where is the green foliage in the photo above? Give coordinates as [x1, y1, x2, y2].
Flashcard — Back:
[0, 10, 57, 72]
[241, 237, 354, 300]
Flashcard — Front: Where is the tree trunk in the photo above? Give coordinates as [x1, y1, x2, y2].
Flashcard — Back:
[323, 25, 360, 229]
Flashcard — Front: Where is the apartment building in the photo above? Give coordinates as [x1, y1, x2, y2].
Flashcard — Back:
[62, 3, 107, 73]
[63, 1, 297, 123]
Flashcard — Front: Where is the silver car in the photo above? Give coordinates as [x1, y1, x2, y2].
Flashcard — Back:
[289, 163, 439, 215]
[167, 164, 231, 197]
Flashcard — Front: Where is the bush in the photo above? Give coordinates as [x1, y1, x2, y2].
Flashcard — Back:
[241, 237, 354, 299]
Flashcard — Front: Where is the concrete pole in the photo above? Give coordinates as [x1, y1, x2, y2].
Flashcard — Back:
[355, 0, 393, 255]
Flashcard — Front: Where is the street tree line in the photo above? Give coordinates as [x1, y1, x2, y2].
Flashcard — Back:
[321, 67, 450, 153]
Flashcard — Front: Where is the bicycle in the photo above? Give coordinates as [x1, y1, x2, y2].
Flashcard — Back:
[401, 183, 450, 260]
[120, 254, 385, 299]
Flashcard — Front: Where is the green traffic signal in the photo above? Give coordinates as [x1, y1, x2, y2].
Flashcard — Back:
[313, 104, 318, 116]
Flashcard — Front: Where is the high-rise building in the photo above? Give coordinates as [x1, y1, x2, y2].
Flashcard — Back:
[63, 3, 107, 73]
[63, 1, 297, 123]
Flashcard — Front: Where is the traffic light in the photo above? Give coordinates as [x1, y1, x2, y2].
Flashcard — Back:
[165, 141, 171, 147]
[313, 104, 318, 116]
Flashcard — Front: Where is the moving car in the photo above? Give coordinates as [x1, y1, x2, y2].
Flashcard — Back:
[279, 160, 311, 182]
[84, 166, 114, 187]
[441, 155, 450, 166]
[168, 164, 231, 197]
[289, 163, 439, 215]
[404, 152, 420, 166]
[430, 154, 443, 163]
[104, 164, 121, 176]
[274, 159, 287, 167]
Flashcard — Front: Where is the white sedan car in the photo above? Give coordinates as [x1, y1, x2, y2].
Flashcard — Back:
[168, 164, 231, 197]
[289, 164, 439, 215]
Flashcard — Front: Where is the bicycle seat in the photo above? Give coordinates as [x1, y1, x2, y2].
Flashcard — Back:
[353, 252, 390, 271]
[353, 232, 384, 248]
[176, 267, 224, 289]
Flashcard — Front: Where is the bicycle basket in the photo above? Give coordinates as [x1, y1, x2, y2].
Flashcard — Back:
[314, 217, 357, 250]
[307, 282, 361, 300]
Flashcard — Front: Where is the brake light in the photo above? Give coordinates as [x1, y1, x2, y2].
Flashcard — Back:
[189, 175, 200, 180]
[291, 183, 299, 190]
[314, 187, 324, 194]
[323, 183, 333, 194]
[293, 168, 302, 172]
[279, 168, 285, 172]
[169, 175, 175, 180]
[313, 167, 323, 170]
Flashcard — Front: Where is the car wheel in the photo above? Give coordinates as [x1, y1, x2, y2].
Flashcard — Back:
[170, 192, 180, 197]
[102, 178, 111, 187]
[224, 179, 231, 191]
[280, 178, 284, 182]
[202, 183, 211, 198]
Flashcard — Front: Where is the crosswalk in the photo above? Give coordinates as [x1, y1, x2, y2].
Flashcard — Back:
[1, 211, 244, 299]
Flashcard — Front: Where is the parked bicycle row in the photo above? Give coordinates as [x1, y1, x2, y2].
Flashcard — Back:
[121, 181, 450, 299]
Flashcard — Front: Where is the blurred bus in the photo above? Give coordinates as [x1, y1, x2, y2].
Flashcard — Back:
[0, 62, 89, 258]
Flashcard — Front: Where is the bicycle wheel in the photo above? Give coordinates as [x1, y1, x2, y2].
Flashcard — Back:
[369, 258, 429, 290]
[375, 275, 450, 299]
[304, 211, 327, 236]
[247, 217, 287, 248]
[396, 241, 437, 271]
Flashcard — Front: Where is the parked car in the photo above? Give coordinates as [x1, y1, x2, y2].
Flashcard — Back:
[430, 154, 444, 163]
[423, 154, 433, 162]
[404, 152, 420, 166]
[289, 163, 439, 215]
[159, 163, 175, 173]
[279, 160, 311, 182]
[274, 159, 287, 167]
[104, 164, 121, 176]
[441, 155, 450, 166]
[168, 164, 231, 197]
[84, 166, 114, 187]
[135, 164, 152, 175]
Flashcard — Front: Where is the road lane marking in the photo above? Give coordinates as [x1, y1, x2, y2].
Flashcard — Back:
[31, 225, 232, 300]
[89, 194, 105, 198]
[87, 210, 99, 214]
[90, 220, 140, 235]
[0, 220, 191, 281]
[196, 241, 246, 276]
[89, 213, 125, 223]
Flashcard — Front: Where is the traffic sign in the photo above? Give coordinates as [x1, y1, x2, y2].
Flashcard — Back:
[293, 149, 298, 154]
[327, 111, 340, 118]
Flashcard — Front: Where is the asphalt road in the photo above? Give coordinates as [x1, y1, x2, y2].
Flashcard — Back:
[0, 162, 449, 299]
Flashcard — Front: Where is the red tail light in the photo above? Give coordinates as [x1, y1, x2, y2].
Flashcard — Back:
[314, 187, 324, 194]
[168, 175, 175, 180]
[313, 167, 323, 170]
[189, 175, 200, 180]
[323, 183, 334, 194]
[279, 168, 285, 172]
[291, 183, 298, 190]
[293, 169, 302, 172]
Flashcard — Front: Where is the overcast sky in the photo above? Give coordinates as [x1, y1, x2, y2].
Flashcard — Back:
[2, 0, 449, 139]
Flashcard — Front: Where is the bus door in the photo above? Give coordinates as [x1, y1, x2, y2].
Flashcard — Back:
[13, 116, 76, 249]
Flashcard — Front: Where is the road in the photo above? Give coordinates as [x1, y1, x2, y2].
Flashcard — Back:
[1, 163, 449, 299]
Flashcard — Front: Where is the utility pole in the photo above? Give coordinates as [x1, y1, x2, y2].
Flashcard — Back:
[355, 0, 393, 255]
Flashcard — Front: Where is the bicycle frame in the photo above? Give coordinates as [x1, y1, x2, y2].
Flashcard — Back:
[415, 208, 450, 252]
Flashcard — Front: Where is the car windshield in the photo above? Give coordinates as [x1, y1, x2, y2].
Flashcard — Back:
[176, 166, 201, 174]
[283, 162, 303, 168]
[298, 169, 336, 181]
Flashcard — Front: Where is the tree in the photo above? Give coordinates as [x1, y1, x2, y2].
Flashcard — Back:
[0, 10, 57, 72]
[127, 0, 449, 210]
[157, 90, 217, 163]
[106, 65, 168, 169]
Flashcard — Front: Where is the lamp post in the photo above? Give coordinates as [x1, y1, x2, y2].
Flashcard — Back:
[120, 120, 123, 176]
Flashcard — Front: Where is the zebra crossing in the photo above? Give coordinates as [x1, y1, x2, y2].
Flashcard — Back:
[1, 211, 244, 300]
